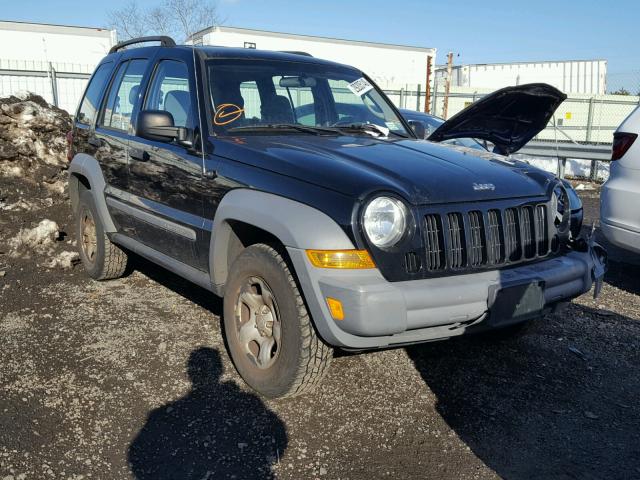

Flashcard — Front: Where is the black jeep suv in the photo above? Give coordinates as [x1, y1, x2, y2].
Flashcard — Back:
[68, 36, 606, 398]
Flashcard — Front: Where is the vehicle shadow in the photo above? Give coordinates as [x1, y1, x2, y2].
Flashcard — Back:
[604, 260, 640, 296]
[128, 347, 287, 479]
[406, 304, 640, 480]
[125, 252, 223, 315]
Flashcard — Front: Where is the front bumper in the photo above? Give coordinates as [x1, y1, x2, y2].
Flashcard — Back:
[288, 242, 606, 350]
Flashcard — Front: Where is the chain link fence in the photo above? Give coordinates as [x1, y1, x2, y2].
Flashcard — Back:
[383, 80, 640, 146]
[0, 59, 92, 114]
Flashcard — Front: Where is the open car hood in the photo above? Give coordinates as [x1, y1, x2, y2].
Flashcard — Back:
[427, 83, 567, 154]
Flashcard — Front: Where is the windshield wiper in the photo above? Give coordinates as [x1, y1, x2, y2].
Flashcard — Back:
[334, 122, 409, 139]
[227, 124, 340, 136]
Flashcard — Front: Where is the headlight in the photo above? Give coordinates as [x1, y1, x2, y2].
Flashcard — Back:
[363, 196, 408, 248]
[552, 184, 571, 234]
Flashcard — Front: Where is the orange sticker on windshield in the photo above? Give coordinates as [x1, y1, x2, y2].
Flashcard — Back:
[214, 103, 244, 126]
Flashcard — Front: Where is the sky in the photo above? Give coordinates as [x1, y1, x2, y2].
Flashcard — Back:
[2, 0, 639, 92]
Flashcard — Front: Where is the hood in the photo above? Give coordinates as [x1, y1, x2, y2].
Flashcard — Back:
[428, 83, 566, 154]
[216, 134, 554, 205]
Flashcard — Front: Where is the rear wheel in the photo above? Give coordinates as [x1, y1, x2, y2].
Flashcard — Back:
[223, 244, 332, 398]
[76, 188, 128, 280]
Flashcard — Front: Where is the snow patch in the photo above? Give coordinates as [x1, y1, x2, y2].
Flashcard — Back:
[43, 250, 80, 270]
[9, 219, 60, 256]
[513, 154, 610, 182]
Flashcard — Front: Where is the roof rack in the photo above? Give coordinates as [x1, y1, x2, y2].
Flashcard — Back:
[280, 51, 313, 57]
[109, 36, 176, 54]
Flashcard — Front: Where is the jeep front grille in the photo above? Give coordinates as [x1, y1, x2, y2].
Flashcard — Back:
[423, 203, 551, 273]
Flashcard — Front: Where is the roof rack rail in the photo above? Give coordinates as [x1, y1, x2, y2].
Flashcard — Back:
[109, 36, 176, 54]
[280, 51, 313, 57]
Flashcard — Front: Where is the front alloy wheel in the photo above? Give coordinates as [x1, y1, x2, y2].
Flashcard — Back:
[235, 276, 282, 369]
[80, 209, 98, 265]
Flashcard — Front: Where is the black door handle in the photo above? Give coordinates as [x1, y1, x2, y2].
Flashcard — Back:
[129, 148, 150, 161]
[88, 137, 102, 147]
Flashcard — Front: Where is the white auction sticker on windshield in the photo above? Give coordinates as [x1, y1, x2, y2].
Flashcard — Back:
[347, 77, 374, 96]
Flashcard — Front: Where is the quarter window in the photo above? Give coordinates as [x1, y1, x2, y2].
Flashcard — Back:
[144, 60, 192, 128]
[77, 62, 113, 126]
[101, 59, 149, 131]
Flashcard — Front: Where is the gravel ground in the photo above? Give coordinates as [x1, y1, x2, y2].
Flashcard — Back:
[1, 178, 639, 480]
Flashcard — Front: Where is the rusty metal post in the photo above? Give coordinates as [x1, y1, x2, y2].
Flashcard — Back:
[424, 55, 432, 113]
[442, 52, 453, 119]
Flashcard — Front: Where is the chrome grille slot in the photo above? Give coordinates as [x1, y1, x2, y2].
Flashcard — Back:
[447, 212, 465, 268]
[504, 208, 521, 261]
[424, 214, 444, 271]
[486, 209, 504, 264]
[521, 206, 536, 258]
[468, 211, 486, 266]
[535, 205, 549, 255]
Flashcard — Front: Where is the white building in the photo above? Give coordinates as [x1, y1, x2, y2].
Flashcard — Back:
[436, 60, 607, 95]
[189, 26, 436, 90]
[0, 20, 117, 112]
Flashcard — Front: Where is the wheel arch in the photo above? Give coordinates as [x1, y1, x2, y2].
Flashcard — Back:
[209, 189, 355, 292]
[68, 153, 116, 232]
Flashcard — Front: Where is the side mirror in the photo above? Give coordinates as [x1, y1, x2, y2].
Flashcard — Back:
[136, 110, 188, 143]
[408, 120, 426, 139]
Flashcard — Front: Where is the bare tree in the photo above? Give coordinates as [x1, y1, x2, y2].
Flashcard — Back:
[107, 1, 149, 40]
[107, 0, 223, 43]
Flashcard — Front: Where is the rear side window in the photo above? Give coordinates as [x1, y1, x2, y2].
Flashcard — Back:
[144, 60, 192, 128]
[101, 59, 149, 131]
[77, 63, 113, 126]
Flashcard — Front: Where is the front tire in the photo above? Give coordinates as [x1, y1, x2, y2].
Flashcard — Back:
[223, 244, 332, 398]
[75, 188, 128, 280]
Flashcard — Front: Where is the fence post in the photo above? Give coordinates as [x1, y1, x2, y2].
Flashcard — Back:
[48, 62, 59, 107]
[424, 55, 432, 113]
[557, 157, 567, 179]
[431, 81, 438, 116]
[586, 96, 595, 143]
[442, 52, 453, 119]
[416, 84, 421, 111]
[399, 88, 404, 109]
[589, 160, 598, 181]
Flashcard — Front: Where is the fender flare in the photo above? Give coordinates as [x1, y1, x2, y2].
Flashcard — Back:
[68, 153, 116, 232]
[209, 189, 355, 288]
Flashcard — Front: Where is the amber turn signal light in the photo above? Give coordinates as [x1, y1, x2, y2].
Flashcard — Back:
[306, 250, 375, 269]
[326, 298, 345, 320]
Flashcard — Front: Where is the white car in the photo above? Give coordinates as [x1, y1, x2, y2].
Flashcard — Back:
[601, 105, 640, 253]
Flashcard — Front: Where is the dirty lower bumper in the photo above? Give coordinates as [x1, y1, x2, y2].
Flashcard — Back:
[288, 244, 606, 350]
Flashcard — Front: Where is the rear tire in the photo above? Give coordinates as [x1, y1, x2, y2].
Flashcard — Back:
[223, 244, 332, 398]
[75, 188, 128, 280]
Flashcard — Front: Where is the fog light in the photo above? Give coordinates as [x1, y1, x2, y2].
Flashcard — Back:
[306, 249, 375, 269]
[326, 297, 345, 320]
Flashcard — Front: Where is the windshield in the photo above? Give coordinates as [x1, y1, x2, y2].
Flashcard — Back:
[206, 59, 409, 137]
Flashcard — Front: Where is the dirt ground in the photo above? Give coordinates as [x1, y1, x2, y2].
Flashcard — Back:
[1, 176, 639, 480]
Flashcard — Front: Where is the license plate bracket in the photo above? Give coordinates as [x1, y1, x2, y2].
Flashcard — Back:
[490, 281, 545, 325]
